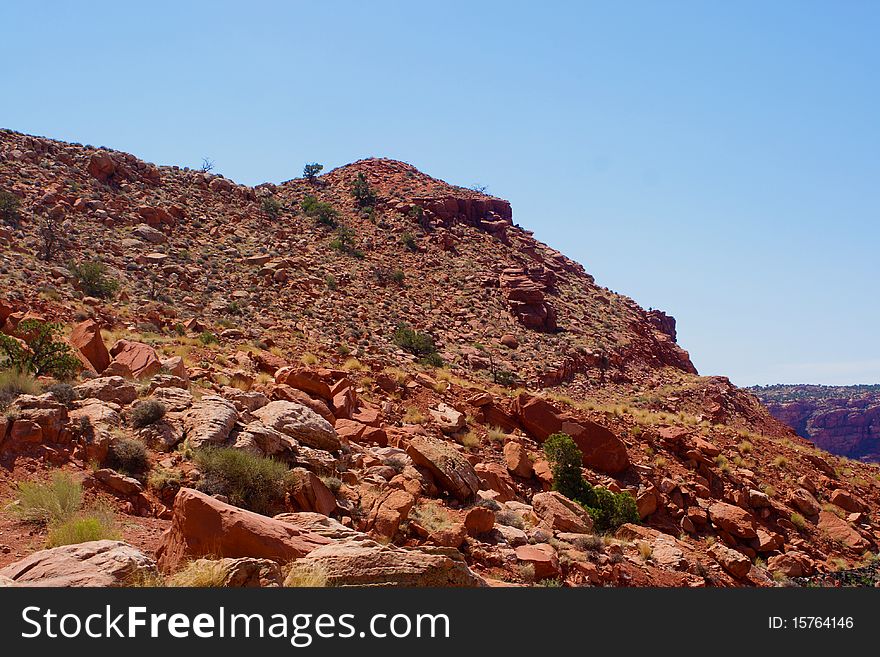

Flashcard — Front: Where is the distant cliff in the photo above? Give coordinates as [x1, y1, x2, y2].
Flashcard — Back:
[750, 384, 880, 462]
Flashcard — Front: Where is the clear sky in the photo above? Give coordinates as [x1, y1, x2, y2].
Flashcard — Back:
[3, 1, 878, 386]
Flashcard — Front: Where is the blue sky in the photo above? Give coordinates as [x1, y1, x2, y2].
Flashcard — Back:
[3, 1, 878, 386]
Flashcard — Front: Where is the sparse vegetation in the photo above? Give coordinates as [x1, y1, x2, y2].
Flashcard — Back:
[166, 560, 228, 587]
[130, 399, 166, 428]
[194, 447, 289, 515]
[70, 260, 119, 299]
[301, 195, 337, 227]
[0, 319, 82, 379]
[284, 562, 328, 587]
[303, 162, 324, 182]
[47, 509, 119, 547]
[350, 172, 377, 209]
[400, 232, 418, 251]
[543, 433, 639, 532]
[0, 188, 21, 228]
[9, 472, 83, 525]
[261, 195, 283, 219]
[790, 512, 807, 531]
[0, 368, 41, 410]
[329, 225, 364, 257]
[107, 437, 150, 476]
[392, 324, 443, 367]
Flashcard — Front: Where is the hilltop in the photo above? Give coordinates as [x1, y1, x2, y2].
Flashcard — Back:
[1, 128, 879, 587]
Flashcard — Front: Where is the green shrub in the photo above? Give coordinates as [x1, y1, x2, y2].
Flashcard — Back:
[0, 320, 82, 379]
[494, 369, 517, 387]
[392, 324, 443, 366]
[543, 433, 639, 532]
[70, 260, 119, 299]
[0, 368, 41, 410]
[329, 225, 364, 258]
[199, 331, 218, 345]
[148, 467, 183, 495]
[0, 189, 21, 228]
[261, 196, 283, 219]
[47, 510, 119, 547]
[301, 195, 338, 227]
[130, 399, 166, 428]
[11, 472, 83, 525]
[107, 437, 150, 476]
[350, 172, 376, 209]
[194, 447, 289, 515]
[400, 232, 418, 252]
[303, 163, 323, 181]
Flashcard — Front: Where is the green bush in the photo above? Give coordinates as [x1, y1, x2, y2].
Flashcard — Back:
[47, 510, 119, 547]
[261, 195, 283, 219]
[199, 331, 218, 345]
[194, 447, 289, 515]
[392, 324, 443, 366]
[70, 260, 119, 299]
[543, 433, 639, 533]
[303, 163, 323, 181]
[0, 319, 82, 379]
[130, 399, 166, 428]
[350, 172, 377, 209]
[11, 472, 83, 525]
[400, 232, 418, 252]
[329, 225, 363, 258]
[301, 195, 338, 227]
[0, 189, 21, 228]
[107, 437, 150, 476]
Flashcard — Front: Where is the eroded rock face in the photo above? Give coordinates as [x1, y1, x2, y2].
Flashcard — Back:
[156, 488, 330, 572]
[407, 435, 481, 502]
[294, 539, 485, 587]
[708, 502, 758, 539]
[499, 267, 557, 332]
[0, 540, 156, 587]
[182, 396, 238, 448]
[75, 377, 138, 406]
[532, 491, 593, 534]
[252, 401, 341, 452]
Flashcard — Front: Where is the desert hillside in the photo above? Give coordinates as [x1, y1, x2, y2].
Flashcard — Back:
[1, 128, 879, 587]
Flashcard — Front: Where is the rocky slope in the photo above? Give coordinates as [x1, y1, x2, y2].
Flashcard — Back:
[1, 128, 879, 587]
[750, 385, 880, 463]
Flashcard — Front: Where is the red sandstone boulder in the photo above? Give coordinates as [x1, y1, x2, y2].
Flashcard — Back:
[407, 435, 481, 502]
[156, 488, 330, 572]
[69, 320, 110, 373]
[514, 543, 560, 580]
[109, 340, 161, 379]
[503, 440, 533, 478]
[708, 502, 758, 539]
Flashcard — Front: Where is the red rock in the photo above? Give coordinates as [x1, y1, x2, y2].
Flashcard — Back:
[830, 489, 868, 514]
[708, 502, 757, 539]
[288, 468, 337, 516]
[709, 543, 751, 579]
[274, 367, 332, 400]
[367, 489, 415, 538]
[407, 435, 481, 502]
[513, 393, 628, 473]
[503, 440, 533, 478]
[637, 489, 659, 519]
[767, 551, 814, 577]
[464, 506, 495, 536]
[474, 462, 517, 502]
[430, 522, 467, 549]
[514, 543, 560, 580]
[532, 491, 593, 533]
[69, 320, 110, 373]
[500, 334, 519, 349]
[360, 425, 388, 446]
[271, 385, 336, 424]
[789, 488, 820, 517]
[109, 340, 161, 379]
[332, 387, 357, 420]
[818, 510, 869, 550]
[156, 488, 330, 572]
[86, 152, 118, 184]
[334, 418, 366, 443]
[352, 406, 381, 426]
